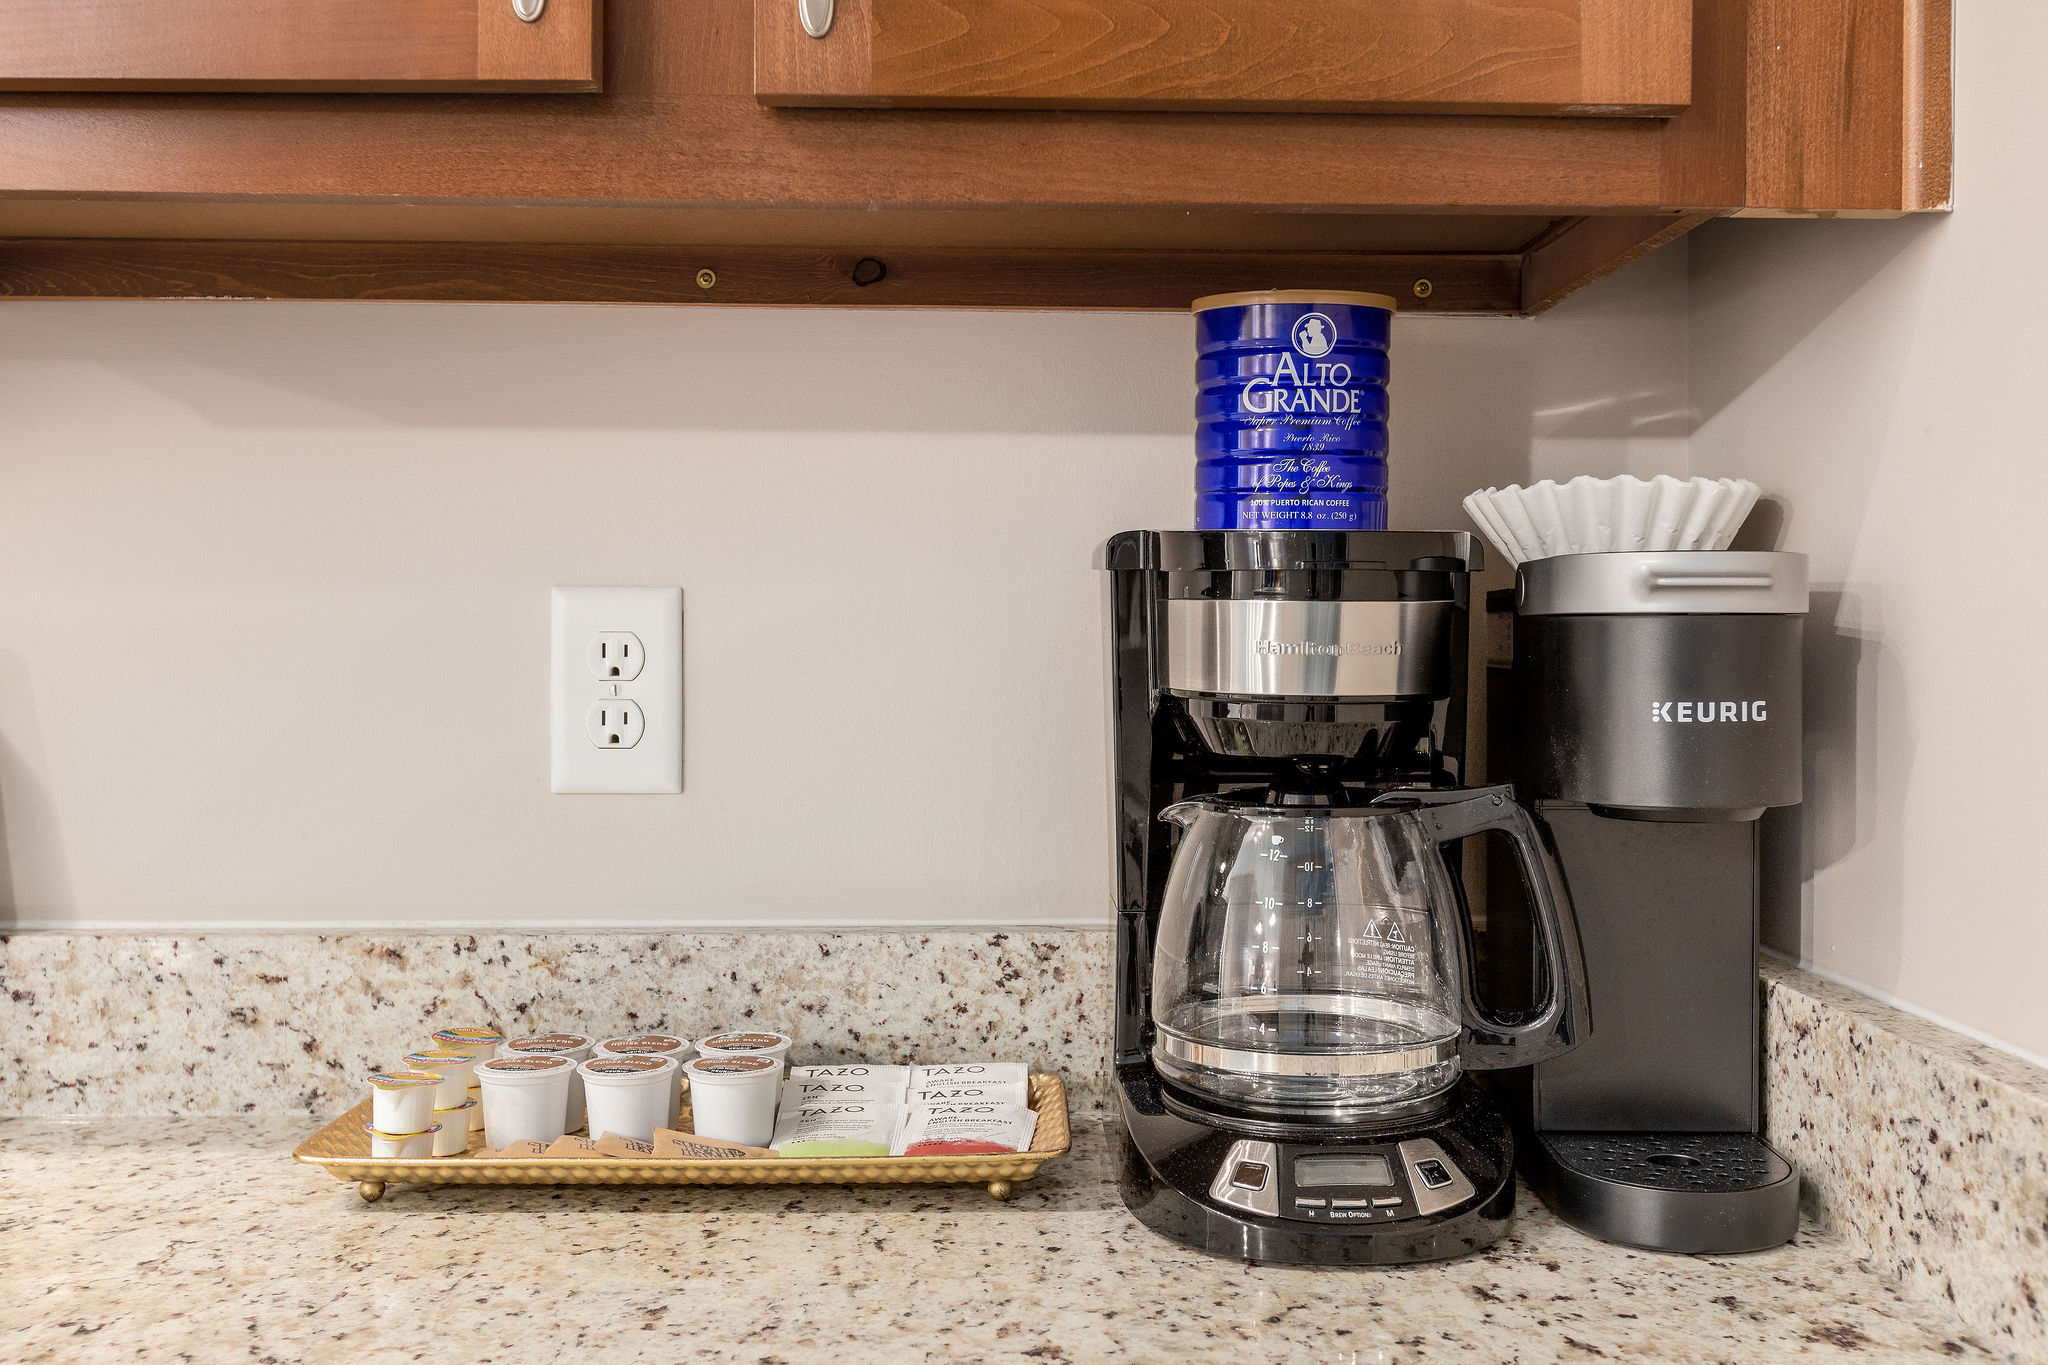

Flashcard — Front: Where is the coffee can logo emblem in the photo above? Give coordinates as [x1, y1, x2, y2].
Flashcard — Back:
[1291, 312, 1337, 358]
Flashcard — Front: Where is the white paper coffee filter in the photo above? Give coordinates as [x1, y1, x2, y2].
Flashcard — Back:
[1461, 475, 1761, 567]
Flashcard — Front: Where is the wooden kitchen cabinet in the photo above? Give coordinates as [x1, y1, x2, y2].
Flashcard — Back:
[0, 0, 1949, 315]
[0, 0, 602, 92]
[754, 0, 1692, 116]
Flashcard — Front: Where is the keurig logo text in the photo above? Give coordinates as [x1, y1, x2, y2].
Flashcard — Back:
[1650, 700, 1768, 723]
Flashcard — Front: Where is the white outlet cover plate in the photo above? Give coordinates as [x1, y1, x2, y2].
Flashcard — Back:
[551, 586, 682, 794]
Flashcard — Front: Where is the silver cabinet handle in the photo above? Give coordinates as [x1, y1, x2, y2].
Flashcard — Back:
[512, 0, 546, 21]
[800, 0, 835, 38]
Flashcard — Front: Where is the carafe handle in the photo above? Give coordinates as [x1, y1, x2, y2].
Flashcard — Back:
[1392, 785, 1592, 1070]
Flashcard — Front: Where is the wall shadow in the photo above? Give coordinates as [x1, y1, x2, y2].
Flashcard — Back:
[1759, 590, 1912, 983]
[0, 651, 73, 929]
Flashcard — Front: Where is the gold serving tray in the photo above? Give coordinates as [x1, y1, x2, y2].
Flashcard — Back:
[295, 1073, 1071, 1203]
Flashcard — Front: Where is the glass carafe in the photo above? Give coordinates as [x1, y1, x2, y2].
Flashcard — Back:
[1150, 784, 1587, 1121]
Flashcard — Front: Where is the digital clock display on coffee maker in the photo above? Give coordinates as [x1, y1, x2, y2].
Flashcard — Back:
[1294, 1154, 1395, 1188]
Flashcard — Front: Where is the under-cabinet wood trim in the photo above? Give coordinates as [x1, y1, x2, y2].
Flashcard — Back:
[0, 240, 1527, 313]
[1519, 212, 1718, 314]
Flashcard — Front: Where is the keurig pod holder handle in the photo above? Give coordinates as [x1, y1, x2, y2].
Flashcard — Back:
[1374, 785, 1592, 1070]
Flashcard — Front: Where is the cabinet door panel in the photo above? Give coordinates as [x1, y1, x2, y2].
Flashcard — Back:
[756, 0, 1688, 115]
[0, 0, 601, 91]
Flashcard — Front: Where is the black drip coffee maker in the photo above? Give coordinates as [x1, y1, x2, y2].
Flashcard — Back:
[1102, 530, 1590, 1265]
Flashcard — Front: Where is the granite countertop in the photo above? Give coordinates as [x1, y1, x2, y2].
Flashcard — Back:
[1, 1114, 2004, 1364]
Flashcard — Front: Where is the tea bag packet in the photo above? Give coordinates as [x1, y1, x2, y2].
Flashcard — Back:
[907, 1082, 1028, 1107]
[788, 1063, 912, 1091]
[907, 1062, 1028, 1090]
[770, 1103, 901, 1158]
[782, 1076, 907, 1108]
[893, 1102, 1039, 1157]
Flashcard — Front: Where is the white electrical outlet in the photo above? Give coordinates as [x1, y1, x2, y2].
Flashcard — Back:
[589, 632, 644, 681]
[551, 587, 681, 794]
[585, 698, 644, 748]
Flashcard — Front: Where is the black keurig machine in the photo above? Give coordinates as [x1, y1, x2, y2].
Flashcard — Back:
[1491, 549, 1809, 1254]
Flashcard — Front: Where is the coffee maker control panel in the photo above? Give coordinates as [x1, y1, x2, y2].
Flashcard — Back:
[1208, 1136, 1475, 1225]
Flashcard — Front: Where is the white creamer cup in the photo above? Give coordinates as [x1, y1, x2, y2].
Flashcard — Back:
[430, 1026, 504, 1055]
[363, 1122, 440, 1159]
[594, 1035, 690, 1129]
[432, 1102, 477, 1156]
[367, 1071, 444, 1135]
[498, 1034, 595, 1131]
[695, 1030, 793, 1075]
[579, 1055, 680, 1143]
[466, 1088, 485, 1131]
[476, 1054, 576, 1148]
[682, 1054, 782, 1148]
[404, 1051, 481, 1109]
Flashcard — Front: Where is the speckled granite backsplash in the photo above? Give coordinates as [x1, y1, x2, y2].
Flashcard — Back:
[0, 929, 1114, 1116]
[1762, 959, 2048, 1363]
[2, 929, 2043, 1361]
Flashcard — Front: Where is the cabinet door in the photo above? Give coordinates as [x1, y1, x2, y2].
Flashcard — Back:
[0, 0, 601, 92]
[756, 0, 1688, 115]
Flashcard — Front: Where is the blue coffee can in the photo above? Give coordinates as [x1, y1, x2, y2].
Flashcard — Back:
[1192, 290, 1396, 530]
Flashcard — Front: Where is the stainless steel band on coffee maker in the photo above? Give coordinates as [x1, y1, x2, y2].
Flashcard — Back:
[1162, 599, 1454, 699]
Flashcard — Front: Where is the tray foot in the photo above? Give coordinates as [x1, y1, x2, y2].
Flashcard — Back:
[987, 1180, 1013, 1201]
[358, 1180, 386, 1203]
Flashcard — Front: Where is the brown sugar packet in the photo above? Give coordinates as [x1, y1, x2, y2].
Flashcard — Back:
[542, 1134, 618, 1161]
[591, 1133, 660, 1159]
[476, 1139, 552, 1158]
[652, 1127, 780, 1161]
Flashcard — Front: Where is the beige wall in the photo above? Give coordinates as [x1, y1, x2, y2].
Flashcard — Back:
[1685, 0, 2046, 1062]
[0, 251, 1686, 932]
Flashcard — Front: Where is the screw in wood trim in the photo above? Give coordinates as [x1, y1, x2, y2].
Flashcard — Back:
[512, 0, 546, 21]
[799, 0, 834, 39]
[696, 269, 717, 289]
[1412, 279, 1434, 299]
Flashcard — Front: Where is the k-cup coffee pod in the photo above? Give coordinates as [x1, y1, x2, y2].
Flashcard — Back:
[403, 1050, 481, 1109]
[695, 1031, 793, 1072]
[466, 1088, 485, 1131]
[782, 1076, 907, 1108]
[363, 1122, 441, 1160]
[500, 1035, 596, 1131]
[431, 1103, 476, 1156]
[578, 1055, 680, 1144]
[893, 1103, 1039, 1157]
[907, 1062, 1028, 1090]
[681, 1054, 782, 1148]
[594, 1035, 690, 1129]
[771, 1102, 900, 1159]
[366, 1071, 444, 1135]
[475, 1054, 576, 1149]
[430, 1026, 504, 1055]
